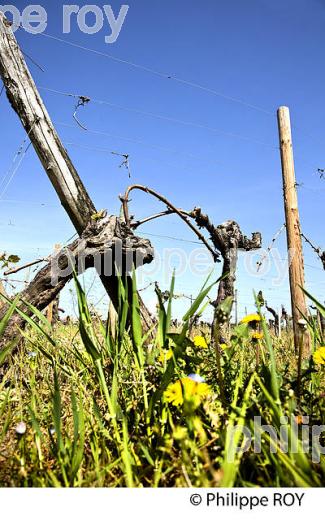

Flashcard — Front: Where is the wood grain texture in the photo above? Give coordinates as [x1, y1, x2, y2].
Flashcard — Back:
[277, 106, 310, 355]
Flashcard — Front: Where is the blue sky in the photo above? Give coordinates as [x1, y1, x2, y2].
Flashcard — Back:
[0, 0, 324, 320]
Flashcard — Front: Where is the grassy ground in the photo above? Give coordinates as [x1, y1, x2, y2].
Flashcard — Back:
[0, 275, 324, 487]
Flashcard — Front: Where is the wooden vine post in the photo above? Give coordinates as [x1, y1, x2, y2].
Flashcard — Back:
[277, 106, 310, 356]
[0, 13, 154, 335]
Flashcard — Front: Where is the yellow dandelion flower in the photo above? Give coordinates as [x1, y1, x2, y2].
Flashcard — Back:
[220, 343, 229, 350]
[313, 346, 325, 366]
[163, 376, 210, 407]
[192, 381, 210, 398]
[158, 349, 173, 363]
[164, 380, 184, 406]
[241, 314, 261, 324]
[193, 335, 208, 349]
[251, 332, 264, 340]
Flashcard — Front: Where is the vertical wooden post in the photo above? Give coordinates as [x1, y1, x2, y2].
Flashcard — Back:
[277, 106, 310, 355]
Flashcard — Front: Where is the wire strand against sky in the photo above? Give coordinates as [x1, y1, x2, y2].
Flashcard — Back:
[57, 121, 227, 166]
[256, 223, 286, 272]
[21, 49, 45, 73]
[138, 231, 204, 245]
[0, 118, 39, 198]
[39, 86, 277, 149]
[0, 141, 32, 200]
[301, 232, 324, 268]
[63, 140, 226, 176]
[0, 118, 38, 200]
[0, 135, 29, 189]
[0, 199, 58, 207]
[19, 27, 274, 116]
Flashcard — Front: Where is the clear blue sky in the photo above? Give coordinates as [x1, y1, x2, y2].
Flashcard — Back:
[0, 0, 324, 320]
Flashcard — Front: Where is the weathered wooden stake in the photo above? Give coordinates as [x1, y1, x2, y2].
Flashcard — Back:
[277, 106, 310, 355]
[0, 13, 153, 330]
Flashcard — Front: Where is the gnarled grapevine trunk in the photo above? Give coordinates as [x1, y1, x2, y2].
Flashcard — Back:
[189, 209, 262, 342]
[0, 215, 153, 350]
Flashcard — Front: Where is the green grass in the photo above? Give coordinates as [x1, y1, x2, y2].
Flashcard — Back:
[0, 274, 324, 487]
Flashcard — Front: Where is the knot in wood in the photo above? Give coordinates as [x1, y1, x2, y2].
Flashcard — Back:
[81, 215, 154, 268]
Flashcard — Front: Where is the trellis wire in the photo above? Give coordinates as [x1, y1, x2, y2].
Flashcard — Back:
[0, 118, 38, 199]
[39, 86, 276, 148]
[18, 26, 274, 115]
[256, 223, 286, 272]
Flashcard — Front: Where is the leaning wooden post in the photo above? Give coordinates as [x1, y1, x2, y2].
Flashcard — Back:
[277, 106, 310, 356]
[0, 13, 153, 328]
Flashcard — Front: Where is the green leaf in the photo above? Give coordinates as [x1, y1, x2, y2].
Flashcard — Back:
[73, 272, 101, 361]
[52, 365, 63, 456]
[166, 271, 175, 334]
[155, 283, 167, 349]
[7, 255, 20, 264]
[182, 275, 221, 322]
[0, 294, 19, 338]
[302, 287, 325, 317]
[131, 269, 142, 348]
[71, 390, 85, 482]
[20, 297, 53, 332]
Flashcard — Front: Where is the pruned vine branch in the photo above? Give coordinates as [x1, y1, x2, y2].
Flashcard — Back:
[301, 233, 325, 270]
[120, 184, 220, 261]
[4, 257, 48, 276]
[120, 186, 262, 331]
[131, 209, 175, 228]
